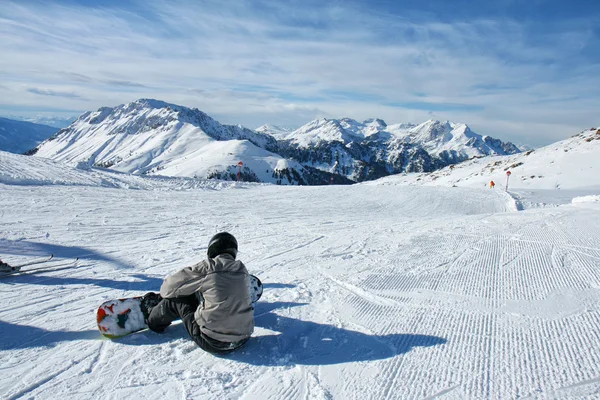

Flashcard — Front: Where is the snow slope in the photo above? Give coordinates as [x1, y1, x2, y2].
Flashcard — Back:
[387, 126, 600, 191]
[0, 150, 247, 190]
[1, 151, 600, 399]
[0, 117, 58, 154]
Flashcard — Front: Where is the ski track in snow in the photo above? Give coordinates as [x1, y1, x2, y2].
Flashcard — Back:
[1, 178, 600, 400]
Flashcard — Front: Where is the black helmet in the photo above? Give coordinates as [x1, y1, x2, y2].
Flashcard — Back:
[207, 232, 238, 259]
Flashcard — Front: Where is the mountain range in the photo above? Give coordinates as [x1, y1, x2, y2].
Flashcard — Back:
[270, 117, 521, 182]
[29, 99, 521, 185]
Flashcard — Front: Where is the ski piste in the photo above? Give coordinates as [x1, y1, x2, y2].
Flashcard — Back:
[0, 257, 79, 278]
[3, 254, 54, 271]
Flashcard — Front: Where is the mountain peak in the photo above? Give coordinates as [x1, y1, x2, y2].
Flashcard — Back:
[410, 120, 453, 142]
[130, 98, 178, 110]
[33, 99, 279, 177]
[255, 124, 292, 136]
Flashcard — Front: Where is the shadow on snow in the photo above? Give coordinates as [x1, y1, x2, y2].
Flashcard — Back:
[226, 301, 448, 366]
[1, 270, 163, 292]
[1, 239, 162, 291]
[1, 299, 448, 365]
[0, 239, 132, 269]
[0, 320, 100, 350]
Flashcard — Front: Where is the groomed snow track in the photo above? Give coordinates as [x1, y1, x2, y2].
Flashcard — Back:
[1, 177, 599, 399]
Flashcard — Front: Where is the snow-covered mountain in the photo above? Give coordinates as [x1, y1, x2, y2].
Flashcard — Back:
[31, 99, 347, 185]
[0, 117, 58, 154]
[385, 126, 600, 191]
[390, 120, 521, 158]
[275, 118, 390, 145]
[275, 118, 521, 182]
[28, 99, 521, 185]
[255, 124, 293, 137]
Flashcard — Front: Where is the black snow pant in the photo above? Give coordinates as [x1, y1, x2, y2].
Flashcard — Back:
[146, 295, 248, 354]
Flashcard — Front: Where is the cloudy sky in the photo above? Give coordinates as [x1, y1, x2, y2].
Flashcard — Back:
[1, 0, 598, 146]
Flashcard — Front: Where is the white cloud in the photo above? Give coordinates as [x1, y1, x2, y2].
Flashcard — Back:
[0, 0, 598, 147]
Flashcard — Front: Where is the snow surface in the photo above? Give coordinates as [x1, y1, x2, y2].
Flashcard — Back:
[573, 195, 600, 204]
[1, 151, 600, 399]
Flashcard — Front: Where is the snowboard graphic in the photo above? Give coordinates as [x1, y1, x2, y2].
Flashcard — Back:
[97, 275, 263, 338]
[97, 296, 147, 339]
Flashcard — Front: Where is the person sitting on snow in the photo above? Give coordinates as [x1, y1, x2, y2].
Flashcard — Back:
[140, 232, 254, 353]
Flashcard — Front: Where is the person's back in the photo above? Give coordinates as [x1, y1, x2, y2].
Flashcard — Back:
[144, 232, 254, 353]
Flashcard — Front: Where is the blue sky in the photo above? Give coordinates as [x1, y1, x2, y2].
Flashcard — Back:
[0, 0, 598, 146]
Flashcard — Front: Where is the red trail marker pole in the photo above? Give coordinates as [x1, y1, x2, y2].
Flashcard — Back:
[237, 161, 243, 181]
[505, 170, 511, 191]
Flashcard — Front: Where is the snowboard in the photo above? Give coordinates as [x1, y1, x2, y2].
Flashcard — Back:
[97, 274, 263, 339]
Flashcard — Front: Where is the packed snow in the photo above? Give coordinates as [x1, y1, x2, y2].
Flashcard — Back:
[1, 150, 599, 399]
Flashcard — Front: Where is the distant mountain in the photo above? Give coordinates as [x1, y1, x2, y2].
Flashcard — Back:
[0, 117, 58, 154]
[255, 124, 293, 137]
[0, 115, 77, 129]
[385, 126, 600, 190]
[31, 99, 348, 185]
[274, 118, 521, 182]
[22, 116, 77, 129]
[276, 118, 389, 145]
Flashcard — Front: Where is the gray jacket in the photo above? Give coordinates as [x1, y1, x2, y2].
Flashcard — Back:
[159, 254, 254, 343]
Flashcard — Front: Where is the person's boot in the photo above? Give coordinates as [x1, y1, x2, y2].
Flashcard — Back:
[140, 292, 162, 324]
